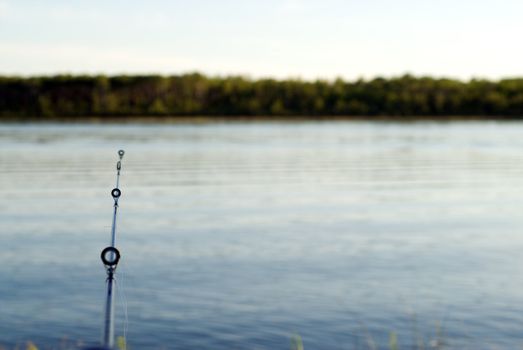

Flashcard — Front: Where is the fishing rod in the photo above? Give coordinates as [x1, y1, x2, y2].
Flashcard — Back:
[89, 149, 126, 350]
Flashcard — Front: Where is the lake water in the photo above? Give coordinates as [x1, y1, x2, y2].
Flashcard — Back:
[1, 121, 523, 349]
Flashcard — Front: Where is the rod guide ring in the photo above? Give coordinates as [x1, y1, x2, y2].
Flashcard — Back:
[101, 247, 120, 267]
[111, 188, 121, 198]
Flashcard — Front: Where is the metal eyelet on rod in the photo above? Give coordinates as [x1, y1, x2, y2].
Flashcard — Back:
[111, 188, 121, 199]
[101, 247, 120, 267]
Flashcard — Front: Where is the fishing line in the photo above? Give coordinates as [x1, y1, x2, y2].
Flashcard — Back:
[115, 254, 143, 349]
[115, 276, 129, 350]
[115, 248, 142, 348]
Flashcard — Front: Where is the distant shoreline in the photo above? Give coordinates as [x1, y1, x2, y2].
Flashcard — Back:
[2, 74, 523, 119]
[0, 115, 521, 124]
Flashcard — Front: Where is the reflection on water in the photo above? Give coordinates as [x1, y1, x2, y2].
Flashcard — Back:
[1, 121, 523, 349]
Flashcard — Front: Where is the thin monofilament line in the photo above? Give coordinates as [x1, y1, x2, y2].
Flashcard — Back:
[110, 203, 119, 248]
[115, 274, 129, 349]
[116, 162, 121, 189]
[110, 153, 124, 248]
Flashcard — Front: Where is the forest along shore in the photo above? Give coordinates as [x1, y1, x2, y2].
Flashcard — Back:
[1, 74, 523, 120]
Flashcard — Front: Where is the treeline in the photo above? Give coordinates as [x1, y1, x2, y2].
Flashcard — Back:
[2, 73, 523, 119]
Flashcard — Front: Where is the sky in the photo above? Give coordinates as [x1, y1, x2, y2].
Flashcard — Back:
[0, 0, 522, 81]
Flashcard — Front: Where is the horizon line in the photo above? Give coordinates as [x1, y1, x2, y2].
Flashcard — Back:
[2, 71, 523, 83]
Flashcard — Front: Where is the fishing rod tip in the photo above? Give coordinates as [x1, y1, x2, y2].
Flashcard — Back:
[118, 149, 125, 159]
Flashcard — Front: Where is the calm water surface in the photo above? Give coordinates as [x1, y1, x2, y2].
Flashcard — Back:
[1, 121, 523, 349]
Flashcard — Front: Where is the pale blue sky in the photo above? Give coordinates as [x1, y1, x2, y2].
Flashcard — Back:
[1, 0, 522, 80]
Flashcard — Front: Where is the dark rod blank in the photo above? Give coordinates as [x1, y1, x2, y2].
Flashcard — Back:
[101, 150, 125, 349]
